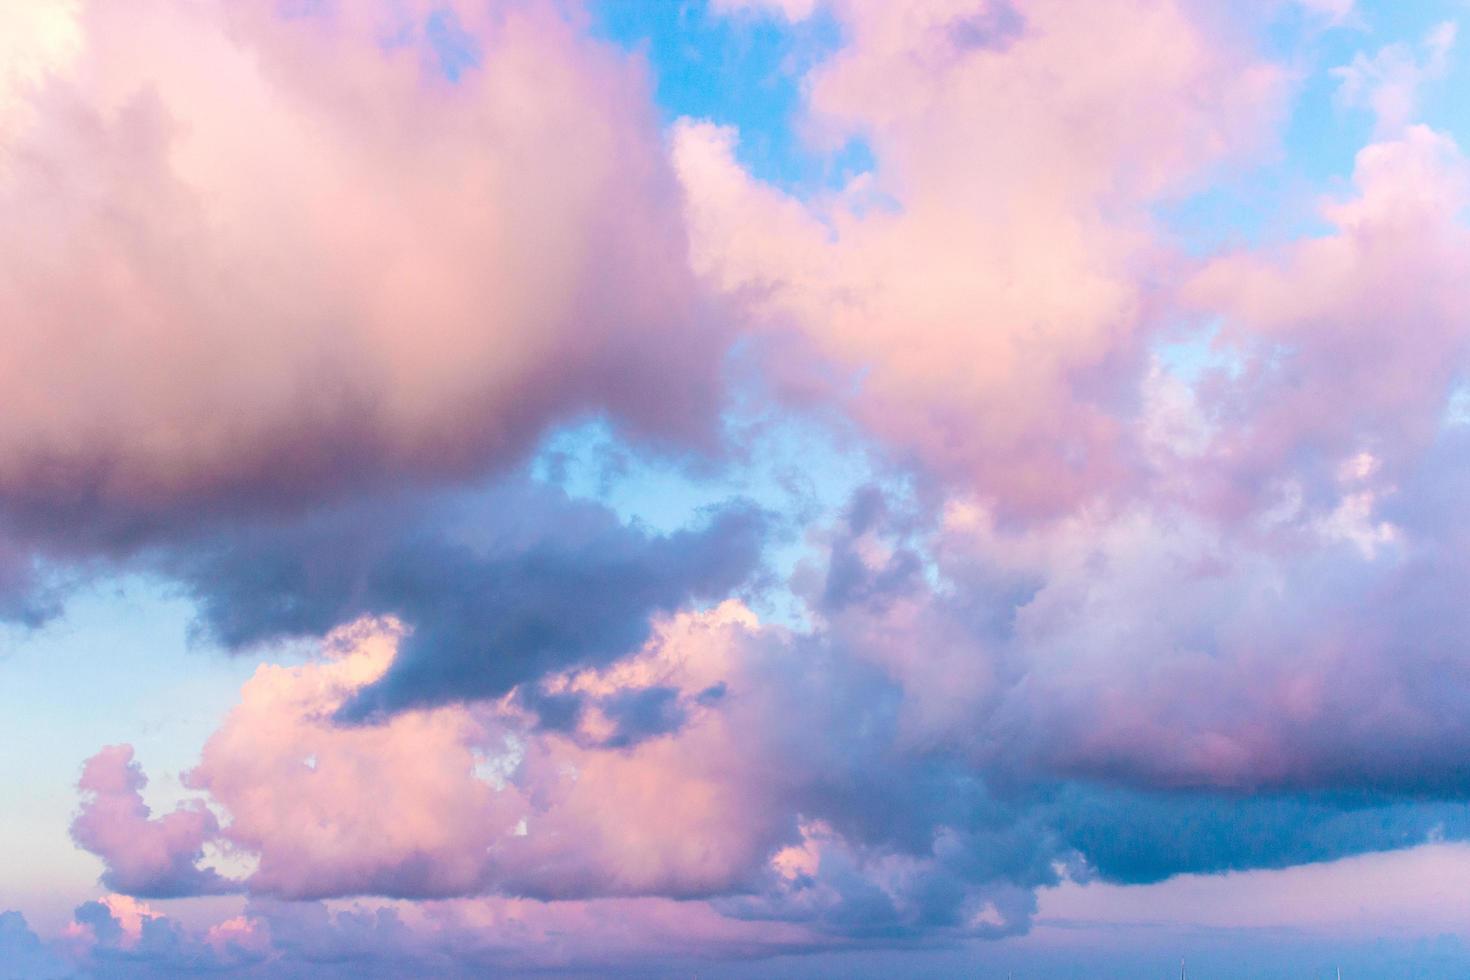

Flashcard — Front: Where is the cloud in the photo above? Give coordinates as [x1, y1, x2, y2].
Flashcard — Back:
[181, 619, 511, 900]
[873, 467, 1470, 799]
[70, 745, 233, 898]
[86, 607, 1044, 931]
[0, 0, 81, 139]
[1181, 125, 1470, 521]
[0, 910, 72, 979]
[1335, 21, 1457, 134]
[51, 894, 267, 976]
[0, 0, 722, 572]
[152, 478, 768, 714]
[178, 609, 802, 903]
[34, 891, 819, 977]
[67, 560, 1469, 949]
[668, 0, 1470, 813]
[676, 0, 1288, 520]
[1051, 786, 1470, 885]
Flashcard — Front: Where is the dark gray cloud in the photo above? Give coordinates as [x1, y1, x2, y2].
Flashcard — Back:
[155, 479, 767, 716]
[1050, 784, 1470, 885]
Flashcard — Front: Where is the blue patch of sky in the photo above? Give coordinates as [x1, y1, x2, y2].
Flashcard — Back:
[0, 577, 275, 932]
[1154, 318, 1238, 386]
[1444, 384, 1470, 429]
[531, 407, 885, 626]
[1154, 13, 1358, 256]
[588, 0, 875, 196]
[425, 6, 482, 80]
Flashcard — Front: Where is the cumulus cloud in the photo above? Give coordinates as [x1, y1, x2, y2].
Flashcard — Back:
[67, 610, 1053, 936]
[676, 0, 1288, 519]
[0, 0, 763, 755]
[70, 745, 232, 898]
[178, 610, 805, 903]
[0, 0, 720, 561]
[1181, 125, 1470, 521]
[828, 467, 1470, 799]
[669, 0, 1470, 807]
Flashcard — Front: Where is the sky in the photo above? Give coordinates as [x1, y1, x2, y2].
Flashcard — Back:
[3, 0, 1470, 976]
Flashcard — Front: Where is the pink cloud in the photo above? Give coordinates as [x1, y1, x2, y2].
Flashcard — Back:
[677, 0, 1288, 519]
[75, 602, 1061, 940]
[183, 618, 512, 899]
[0, 0, 720, 539]
[178, 609, 790, 901]
[1182, 125, 1470, 517]
[70, 745, 231, 898]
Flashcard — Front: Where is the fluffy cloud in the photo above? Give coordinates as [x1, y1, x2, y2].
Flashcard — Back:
[819, 469, 1470, 798]
[0, 0, 719, 555]
[677, 0, 1288, 519]
[1181, 125, 1470, 519]
[183, 619, 511, 900]
[70, 745, 232, 898]
[73, 608, 1056, 936]
[670, 0, 1470, 803]
[0, 0, 769, 731]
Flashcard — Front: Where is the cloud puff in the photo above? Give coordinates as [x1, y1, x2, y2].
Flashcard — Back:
[70, 744, 232, 898]
[0, 0, 769, 720]
[819, 464, 1470, 799]
[178, 610, 799, 903]
[183, 619, 509, 899]
[0, 0, 719, 554]
[1181, 125, 1470, 519]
